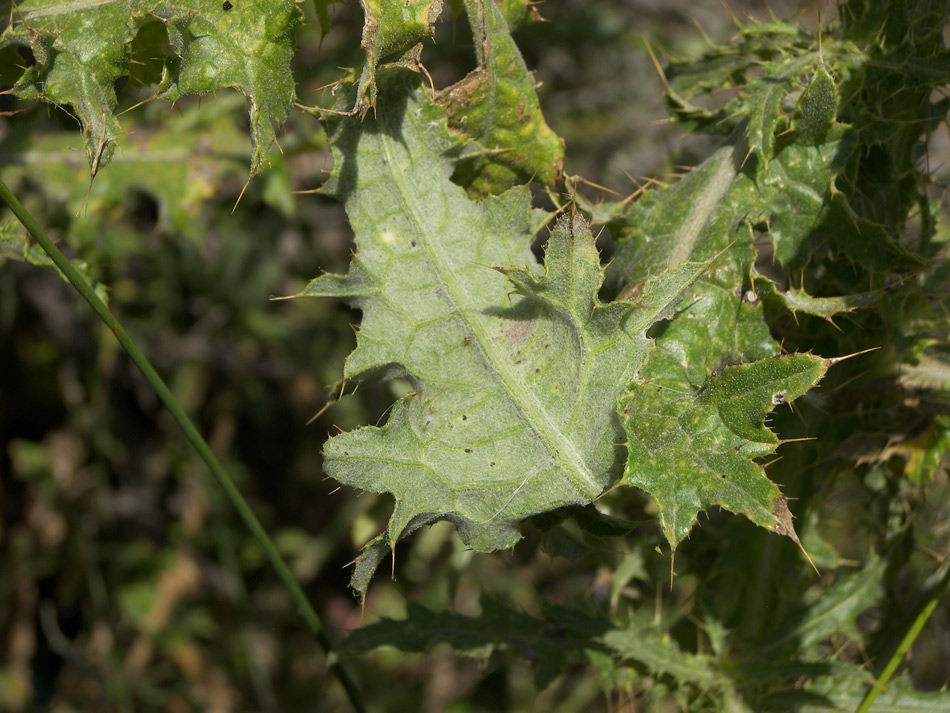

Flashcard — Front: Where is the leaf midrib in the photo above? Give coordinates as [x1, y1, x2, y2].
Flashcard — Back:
[374, 112, 602, 501]
[19, 0, 117, 21]
[667, 144, 738, 267]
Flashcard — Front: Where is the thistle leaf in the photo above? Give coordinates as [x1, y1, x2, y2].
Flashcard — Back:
[604, 137, 837, 549]
[157, 0, 302, 176]
[1, 0, 141, 176]
[795, 60, 838, 143]
[337, 600, 584, 688]
[621, 353, 828, 549]
[302, 71, 705, 590]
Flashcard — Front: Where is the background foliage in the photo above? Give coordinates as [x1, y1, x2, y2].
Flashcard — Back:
[1, 1, 949, 711]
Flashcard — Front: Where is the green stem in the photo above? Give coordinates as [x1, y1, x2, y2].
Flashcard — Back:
[0, 178, 367, 713]
[856, 558, 950, 713]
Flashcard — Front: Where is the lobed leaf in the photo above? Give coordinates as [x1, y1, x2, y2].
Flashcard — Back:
[754, 278, 886, 319]
[758, 557, 885, 656]
[157, 0, 302, 176]
[0, 115, 250, 242]
[302, 71, 705, 593]
[621, 353, 828, 549]
[1, 0, 144, 176]
[337, 600, 585, 688]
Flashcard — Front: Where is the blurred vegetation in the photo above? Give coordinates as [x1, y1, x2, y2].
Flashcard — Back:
[1, 1, 948, 712]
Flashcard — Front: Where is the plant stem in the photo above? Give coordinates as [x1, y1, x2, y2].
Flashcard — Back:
[0, 178, 367, 713]
[856, 557, 950, 713]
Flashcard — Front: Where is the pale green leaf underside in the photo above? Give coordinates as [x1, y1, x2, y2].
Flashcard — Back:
[303, 71, 705, 559]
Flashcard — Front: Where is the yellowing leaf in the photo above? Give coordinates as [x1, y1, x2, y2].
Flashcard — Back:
[437, 0, 563, 194]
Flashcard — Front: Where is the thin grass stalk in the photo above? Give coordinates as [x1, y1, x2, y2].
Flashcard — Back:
[856, 558, 950, 713]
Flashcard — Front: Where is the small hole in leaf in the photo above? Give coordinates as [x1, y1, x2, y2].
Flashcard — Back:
[646, 319, 670, 340]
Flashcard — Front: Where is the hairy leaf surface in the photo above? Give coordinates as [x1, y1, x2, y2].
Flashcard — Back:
[157, 0, 302, 175]
[602, 127, 840, 549]
[302, 71, 705, 583]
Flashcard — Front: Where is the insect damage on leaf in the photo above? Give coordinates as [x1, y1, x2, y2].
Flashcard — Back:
[436, 0, 564, 195]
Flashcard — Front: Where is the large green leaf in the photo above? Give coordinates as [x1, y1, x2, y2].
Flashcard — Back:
[1, 0, 301, 176]
[301, 71, 705, 589]
[1, 0, 145, 175]
[602, 126, 839, 550]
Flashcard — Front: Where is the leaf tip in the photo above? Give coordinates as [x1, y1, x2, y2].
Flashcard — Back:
[827, 346, 880, 366]
[770, 496, 798, 541]
[771, 496, 818, 573]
